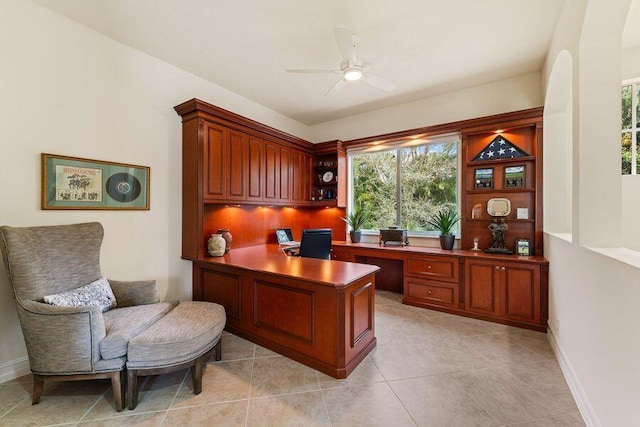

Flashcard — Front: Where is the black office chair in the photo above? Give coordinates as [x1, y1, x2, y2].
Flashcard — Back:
[295, 228, 332, 260]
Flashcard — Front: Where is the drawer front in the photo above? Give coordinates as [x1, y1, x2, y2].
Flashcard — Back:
[405, 256, 459, 282]
[331, 247, 352, 262]
[404, 277, 457, 308]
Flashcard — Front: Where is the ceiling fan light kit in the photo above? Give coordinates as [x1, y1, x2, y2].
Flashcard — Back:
[286, 26, 397, 94]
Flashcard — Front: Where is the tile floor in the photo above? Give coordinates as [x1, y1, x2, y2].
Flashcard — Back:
[0, 291, 584, 426]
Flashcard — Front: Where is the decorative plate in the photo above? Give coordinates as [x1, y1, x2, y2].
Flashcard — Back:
[322, 171, 334, 183]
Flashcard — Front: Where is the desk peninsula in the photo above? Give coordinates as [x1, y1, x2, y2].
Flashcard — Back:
[192, 244, 379, 378]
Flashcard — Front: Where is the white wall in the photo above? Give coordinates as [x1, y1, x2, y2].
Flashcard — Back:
[0, 0, 309, 380]
[543, 0, 640, 425]
[308, 72, 543, 143]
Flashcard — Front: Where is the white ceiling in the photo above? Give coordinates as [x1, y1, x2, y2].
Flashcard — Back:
[34, 0, 566, 126]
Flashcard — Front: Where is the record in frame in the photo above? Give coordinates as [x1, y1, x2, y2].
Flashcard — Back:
[41, 153, 150, 210]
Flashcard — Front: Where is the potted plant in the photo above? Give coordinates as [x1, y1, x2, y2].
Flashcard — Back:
[426, 208, 461, 250]
[341, 207, 371, 243]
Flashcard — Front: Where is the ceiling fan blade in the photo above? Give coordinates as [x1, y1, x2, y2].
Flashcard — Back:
[286, 68, 339, 74]
[362, 73, 396, 92]
[325, 78, 346, 96]
[334, 26, 357, 62]
[368, 45, 424, 67]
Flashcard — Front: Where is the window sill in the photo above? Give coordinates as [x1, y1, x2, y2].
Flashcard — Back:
[586, 246, 640, 270]
[545, 232, 573, 243]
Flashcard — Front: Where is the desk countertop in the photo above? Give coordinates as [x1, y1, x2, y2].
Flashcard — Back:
[332, 241, 549, 264]
[194, 244, 380, 288]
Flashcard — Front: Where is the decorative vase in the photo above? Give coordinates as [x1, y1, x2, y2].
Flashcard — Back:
[207, 234, 226, 256]
[217, 228, 232, 253]
[350, 230, 362, 243]
[439, 234, 455, 250]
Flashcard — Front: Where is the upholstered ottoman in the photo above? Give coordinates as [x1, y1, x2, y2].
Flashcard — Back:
[126, 301, 226, 409]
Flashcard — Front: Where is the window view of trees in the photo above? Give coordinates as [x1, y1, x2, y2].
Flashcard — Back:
[621, 82, 639, 175]
[350, 139, 458, 234]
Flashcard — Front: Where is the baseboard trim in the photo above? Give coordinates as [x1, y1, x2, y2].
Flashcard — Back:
[0, 356, 30, 384]
[547, 327, 600, 426]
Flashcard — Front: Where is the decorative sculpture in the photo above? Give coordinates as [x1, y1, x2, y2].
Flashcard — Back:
[485, 218, 513, 254]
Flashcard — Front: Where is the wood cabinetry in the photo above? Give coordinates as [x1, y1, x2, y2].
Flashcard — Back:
[332, 242, 548, 331]
[461, 109, 543, 255]
[311, 140, 347, 208]
[465, 258, 541, 324]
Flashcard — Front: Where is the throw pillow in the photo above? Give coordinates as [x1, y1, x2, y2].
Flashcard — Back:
[44, 276, 117, 312]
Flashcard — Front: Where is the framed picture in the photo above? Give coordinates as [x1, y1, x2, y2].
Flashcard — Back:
[515, 238, 532, 256]
[505, 165, 525, 188]
[474, 168, 493, 189]
[41, 153, 150, 210]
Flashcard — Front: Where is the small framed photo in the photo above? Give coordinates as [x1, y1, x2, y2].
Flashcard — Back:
[505, 165, 525, 188]
[474, 168, 493, 189]
[515, 238, 532, 256]
[41, 153, 150, 210]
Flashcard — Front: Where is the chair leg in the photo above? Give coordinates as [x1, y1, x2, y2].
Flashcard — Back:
[32, 374, 44, 405]
[127, 369, 139, 410]
[214, 339, 222, 361]
[110, 371, 125, 412]
[192, 355, 204, 395]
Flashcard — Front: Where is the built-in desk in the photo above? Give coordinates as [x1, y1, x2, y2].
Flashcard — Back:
[192, 244, 379, 378]
[331, 241, 549, 332]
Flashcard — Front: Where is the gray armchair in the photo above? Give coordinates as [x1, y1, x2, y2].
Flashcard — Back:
[0, 222, 177, 412]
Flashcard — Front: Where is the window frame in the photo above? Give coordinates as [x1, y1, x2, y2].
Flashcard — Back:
[622, 78, 640, 175]
[347, 133, 462, 238]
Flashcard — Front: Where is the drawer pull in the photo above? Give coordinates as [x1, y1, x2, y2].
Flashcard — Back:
[427, 265, 432, 269]
[495, 266, 500, 270]
[501, 266, 506, 271]
[428, 290, 432, 294]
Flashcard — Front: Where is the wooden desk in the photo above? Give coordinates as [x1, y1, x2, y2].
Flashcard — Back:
[331, 242, 549, 332]
[192, 245, 379, 378]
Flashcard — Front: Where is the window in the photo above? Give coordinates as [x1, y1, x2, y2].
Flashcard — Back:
[622, 79, 640, 174]
[349, 134, 460, 235]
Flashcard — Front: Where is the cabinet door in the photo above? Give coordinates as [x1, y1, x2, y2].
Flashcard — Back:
[263, 141, 280, 202]
[465, 260, 500, 316]
[202, 122, 227, 200]
[331, 246, 352, 261]
[227, 130, 247, 200]
[247, 136, 263, 201]
[279, 146, 291, 202]
[291, 150, 305, 203]
[502, 262, 540, 324]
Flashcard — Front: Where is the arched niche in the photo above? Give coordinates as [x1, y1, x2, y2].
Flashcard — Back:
[543, 50, 573, 241]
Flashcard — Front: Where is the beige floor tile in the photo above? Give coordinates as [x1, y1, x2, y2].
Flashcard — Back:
[506, 330, 557, 361]
[78, 411, 166, 426]
[451, 368, 563, 424]
[317, 357, 385, 389]
[254, 345, 279, 358]
[459, 333, 551, 367]
[1, 380, 108, 426]
[390, 373, 498, 426]
[374, 290, 403, 305]
[217, 334, 255, 361]
[164, 400, 247, 426]
[503, 412, 586, 426]
[171, 359, 252, 408]
[428, 315, 499, 337]
[247, 391, 330, 426]
[500, 359, 579, 412]
[250, 356, 319, 398]
[322, 382, 416, 426]
[0, 383, 30, 417]
[423, 337, 493, 371]
[370, 340, 458, 380]
[85, 371, 186, 420]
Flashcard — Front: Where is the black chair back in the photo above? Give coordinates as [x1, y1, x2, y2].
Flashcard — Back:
[298, 228, 332, 260]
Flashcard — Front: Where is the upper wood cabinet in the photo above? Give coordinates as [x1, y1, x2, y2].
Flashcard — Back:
[247, 136, 263, 201]
[202, 122, 227, 200]
[263, 140, 279, 202]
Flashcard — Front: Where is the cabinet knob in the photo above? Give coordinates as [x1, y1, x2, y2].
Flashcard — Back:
[495, 266, 500, 270]
[427, 265, 432, 269]
[501, 266, 506, 271]
[428, 290, 432, 294]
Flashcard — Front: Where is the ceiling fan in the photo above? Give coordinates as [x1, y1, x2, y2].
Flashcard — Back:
[286, 26, 398, 96]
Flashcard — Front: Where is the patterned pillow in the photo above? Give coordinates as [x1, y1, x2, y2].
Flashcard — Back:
[44, 276, 117, 312]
